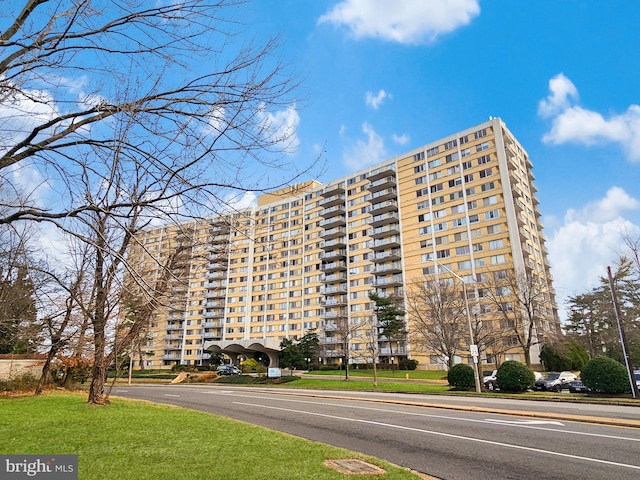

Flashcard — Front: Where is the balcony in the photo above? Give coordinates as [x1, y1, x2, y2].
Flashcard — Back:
[204, 310, 224, 318]
[320, 237, 347, 250]
[370, 211, 399, 227]
[162, 354, 182, 360]
[321, 260, 348, 273]
[208, 261, 228, 270]
[321, 226, 347, 240]
[370, 224, 400, 239]
[371, 236, 401, 251]
[321, 182, 345, 197]
[369, 199, 398, 215]
[368, 164, 396, 182]
[319, 193, 346, 209]
[322, 272, 348, 283]
[207, 271, 227, 280]
[373, 262, 403, 275]
[164, 334, 184, 341]
[321, 205, 346, 219]
[322, 296, 348, 306]
[323, 309, 348, 320]
[324, 284, 347, 295]
[319, 249, 347, 261]
[372, 249, 402, 262]
[319, 215, 346, 228]
[369, 188, 397, 203]
[372, 275, 403, 288]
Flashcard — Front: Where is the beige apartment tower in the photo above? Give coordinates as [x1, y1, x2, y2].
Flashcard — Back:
[126, 118, 559, 370]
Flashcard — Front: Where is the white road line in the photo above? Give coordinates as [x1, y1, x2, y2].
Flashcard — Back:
[164, 394, 180, 397]
[200, 390, 640, 443]
[485, 419, 565, 426]
[233, 401, 640, 471]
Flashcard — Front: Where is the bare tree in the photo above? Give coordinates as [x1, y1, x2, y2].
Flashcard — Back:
[481, 268, 558, 366]
[406, 276, 469, 370]
[1, 1, 315, 404]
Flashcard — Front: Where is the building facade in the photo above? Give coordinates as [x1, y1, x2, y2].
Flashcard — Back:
[125, 118, 560, 370]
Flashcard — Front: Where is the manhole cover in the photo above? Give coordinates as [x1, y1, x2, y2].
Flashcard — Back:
[324, 459, 385, 476]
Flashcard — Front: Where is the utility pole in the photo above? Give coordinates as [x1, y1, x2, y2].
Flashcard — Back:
[607, 266, 639, 399]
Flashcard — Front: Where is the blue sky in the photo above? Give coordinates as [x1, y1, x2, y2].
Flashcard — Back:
[243, 0, 640, 318]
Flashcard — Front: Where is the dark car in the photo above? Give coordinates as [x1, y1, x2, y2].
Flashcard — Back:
[216, 365, 241, 376]
[534, 371, 577, 392]
[568, 377, 590, 393]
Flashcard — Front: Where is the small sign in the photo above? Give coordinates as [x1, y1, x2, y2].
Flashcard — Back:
[1, 455, 78, 479]
[469, 344, 479, 357]
[267, 368, 282, 378]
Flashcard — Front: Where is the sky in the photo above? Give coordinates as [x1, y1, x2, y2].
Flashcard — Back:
[240, 0, 640, 320]
[3, 1, 639, 323]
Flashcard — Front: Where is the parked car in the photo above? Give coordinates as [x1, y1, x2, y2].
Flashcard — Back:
[216, 364, 241, 376]
[483, 369, 498, 390]
[635, 370, 640, 390]
[568, 377, 590, 393]
[534, 371, 577, 392]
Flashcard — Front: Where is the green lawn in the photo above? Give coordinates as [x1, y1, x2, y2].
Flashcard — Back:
[0, 393, 422, 480]
[303, 369, 448, 380]
[279, 378, 450, 394]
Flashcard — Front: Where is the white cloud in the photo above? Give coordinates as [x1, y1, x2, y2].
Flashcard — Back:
[318, 0, 480, 45]
[392, 133, 410, 145]
[539, 73, 640, 162]
[257, 105, 300, 154]
[365, 89, 389, 109]
[538, 73, 578, 118]
[224, 191, 257, 211]
[342, 122, 387, 170]
[547, 187, 640, 320]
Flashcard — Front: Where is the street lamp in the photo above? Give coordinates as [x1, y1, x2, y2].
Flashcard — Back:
[433, 260, 482, 393]
[390, 356, 395, 377]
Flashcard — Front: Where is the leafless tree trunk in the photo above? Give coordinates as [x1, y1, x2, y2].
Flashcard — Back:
[406, 276, 468, 369]
[480, 268, 557, 367]
[1, 1, 316, 404]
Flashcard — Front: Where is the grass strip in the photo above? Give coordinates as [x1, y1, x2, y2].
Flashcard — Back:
[0, 392, 421, 480]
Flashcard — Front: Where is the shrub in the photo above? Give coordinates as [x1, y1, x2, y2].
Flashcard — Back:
[241, 358, 267, 374]
[496, 361, 535, 392]
[399, 358, 418, 371]
[0, 373, 39, 394]
[540, 341, 589, 371]
[447, 363, 475, 390]
[580, 356, 630, 394]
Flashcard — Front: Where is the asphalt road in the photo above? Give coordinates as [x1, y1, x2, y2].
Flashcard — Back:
[114, 385, 640, 480]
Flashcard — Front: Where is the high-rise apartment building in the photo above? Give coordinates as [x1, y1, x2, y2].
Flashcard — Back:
[125, 118, 559, 370]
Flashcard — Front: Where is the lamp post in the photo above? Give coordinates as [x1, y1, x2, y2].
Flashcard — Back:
[434, 260, 482, 393]
[390, 356, 395, 377]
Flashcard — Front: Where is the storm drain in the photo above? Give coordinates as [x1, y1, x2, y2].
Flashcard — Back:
[323, 459, 385, 476]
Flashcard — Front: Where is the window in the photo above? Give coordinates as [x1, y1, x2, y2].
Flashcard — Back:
[451, 204, 464, 214]
[428, 171, 442, 181]
[436, 249, 450, 259]
[456, 245, 470, 255]
[421, 252, 433, 262]
[489, 239, 504, 250]
[449, 177, 462, 188]
[483, 195, 498, 206]
[415, 176, 426, 185]
[486, 224, 502, 235]
[450, 190, 463, 200]
[431, 195, 445, 205]
[485, 209, 500, 220]
[457, 260, 472, 270]
[474, 128, 487, 139]
[459, 135, 469, 145]
[416, 188, 429, 198]
[428, 158, 441, 168]
[447, 165, 460, 175]
[414, 164, 425, 173]
[430, 183, 443, 193]
[445, 152, 459, 163]
[452, 217, 467, 227]
[491, 254, 506, 265]
[417, 200, 429, 210]
[477, 154, 491, 165]
[479, 168, 493, 178]
[469, 214, 479, 223]
[461, 148, 471, 158]
[444, 139, 458, 150]
[434, 222, 448, 232]
[426, 146, 440, 157]
[467, 200, 477, 210]
[476, 141, 489, 152]
[454, 231, 468, 242]
[481, 181, 495, 192]
[413, 152, 425, 162]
